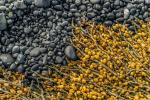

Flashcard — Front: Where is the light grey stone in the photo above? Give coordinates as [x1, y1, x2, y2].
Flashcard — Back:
[0, 13, 7, 31]
[0, 54, 14, 66]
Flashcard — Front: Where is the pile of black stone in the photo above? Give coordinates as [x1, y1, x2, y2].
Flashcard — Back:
[0, 0, 150, 85]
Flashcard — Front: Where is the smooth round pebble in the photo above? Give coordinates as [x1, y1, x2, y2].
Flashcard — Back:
[65, 46, 78, 60]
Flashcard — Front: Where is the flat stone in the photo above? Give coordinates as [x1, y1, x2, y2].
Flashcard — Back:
[90, 0, 100, 4]
[40, 47, 47, 53]
[30, 47, 41, 57]
[34, 0, 50, 8]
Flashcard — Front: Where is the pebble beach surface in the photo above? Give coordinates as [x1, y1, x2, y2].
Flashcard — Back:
[0, 0, 150, 85]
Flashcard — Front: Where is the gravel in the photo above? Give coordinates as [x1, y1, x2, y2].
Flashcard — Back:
[0, 0, 150, 86]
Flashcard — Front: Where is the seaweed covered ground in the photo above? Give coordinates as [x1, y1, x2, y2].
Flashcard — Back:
[0, 20, 150, 100]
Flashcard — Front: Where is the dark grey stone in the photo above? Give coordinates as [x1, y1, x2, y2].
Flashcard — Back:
[34, 0, 50, 8]
[107, 13, 115, 20]
[104, 21, 113, 26]
[25, 0, 33, 4]
[16, 54, 25, 64]
[20, 46, 27, 53]
[9, 63, 17, 71]
[7, 44, 14, 52]
[31, 64, 39, 71]
[87, 12, 96, 19]
[17, 65, 25, 73]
